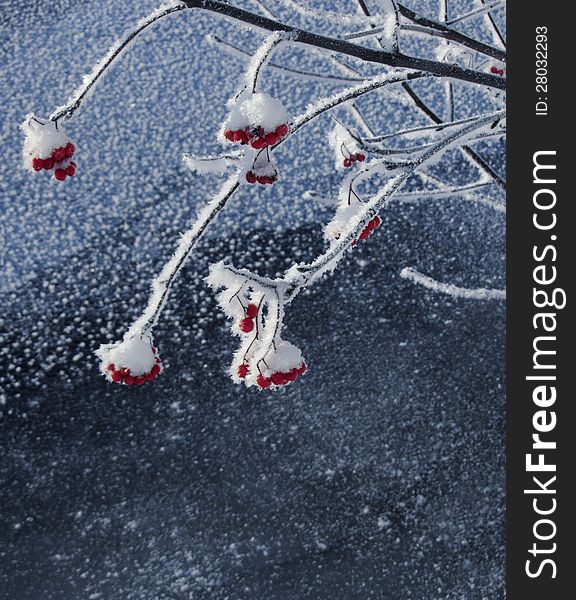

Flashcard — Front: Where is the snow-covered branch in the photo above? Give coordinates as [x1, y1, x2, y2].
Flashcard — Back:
[400, 267, 506, 300]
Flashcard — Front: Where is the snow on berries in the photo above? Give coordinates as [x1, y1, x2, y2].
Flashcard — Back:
[254, 340, 306, 389]
[245, 157, 278, 186]
[96, 334, 162, 386]
[328, 122, 367, 170]
[22, 114, 77, 181]
[223, 92, 289, 150]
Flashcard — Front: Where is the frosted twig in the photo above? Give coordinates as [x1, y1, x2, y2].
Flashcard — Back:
[396, 3, 505, 61]
[400, 267, 505, 300]
[447, 1, 505, 26]
[127, 175, 241, 336]
[50, 1, 186, 122]
[479, 0, 506, 49]
[245, 32, 291, 92]
[207, 34, 364, 84]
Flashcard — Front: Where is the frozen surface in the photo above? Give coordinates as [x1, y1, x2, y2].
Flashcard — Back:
[0, 1, 505, 598]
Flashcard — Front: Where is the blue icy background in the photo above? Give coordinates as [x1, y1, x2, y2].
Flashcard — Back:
[0, 1, 505, 598]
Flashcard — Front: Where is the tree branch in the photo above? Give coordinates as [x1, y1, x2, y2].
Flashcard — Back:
[396, 3, 505, 61]
[400, 267, 505, 300]
[181, 1, 505, 90]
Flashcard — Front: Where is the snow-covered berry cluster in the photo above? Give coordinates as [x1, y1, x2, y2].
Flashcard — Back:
[96, 334, 162, 386]
[328, 123, 368, 171]
[225, 123, 289, 149]
[351, 216, 381, 247]
[223, 92, 289, 150]
[343, 153, 365, 168]
[207, 263, 307, 390]
[22, 115, 77, 181]
[245, 168, 277, 185]
[490, 66, 505, 76]
[254, 361, 307, 389]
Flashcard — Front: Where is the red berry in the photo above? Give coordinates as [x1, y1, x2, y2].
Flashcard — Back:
[246, 304, 258, 318]
[155, 357, 161, 363]
[135, 376, 146, 385]
[298, 363, 307, 375]
[54, 169, 67, 181]
[359, 227, 370, 241]
[498, 69, 504, 76]
[276, 124, 289, 137]
[107, 363, 115, 371]
[246, 171, 257, 184]
[257, 374, 271, 388]
[43, 157, 54, 170]
[52, 147, 66, 162]
[119, 368, 130, 378]
[239, 317, 254, 333]
[264, 132, 278, 146]
[356, 153, 365, 162]
[372, 216, 381, 229]
[491, 66, 498, 74]
[151, 364, 161, 376]
[271, 372, 288, 386]
[251, 137, 267, 150]
[237, 364, 249, 378]
[343, 159, 351, 168]
[224, 129, 235, 141]
[65, 164, 76, 177]
[145, 371, 157, 382]
[32, 157, 44, 171]
[65, 142, 75, 158]
[124, 375, 135, 386]
[286, 368, 299, 382]
[245, 129, 254, 140]
[111, 370, 123, 382]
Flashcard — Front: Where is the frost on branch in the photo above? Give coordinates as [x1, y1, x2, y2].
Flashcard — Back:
[207, 263, 307, 390]
[96, 333, 162, 386]
[21, 114, 77, 181]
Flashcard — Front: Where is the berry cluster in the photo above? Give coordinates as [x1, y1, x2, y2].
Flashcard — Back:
[224, 123, 289, 150]
[106, 349, 162, 386]
[32, 142, 76, 181]
[238, 303, 259, 333]
[490, 66, 505, 76]
[351, 216, 381, 247]
[255, 363, 307, 389]
[343, 153, 365, 168]
[245, 171, 277, 185]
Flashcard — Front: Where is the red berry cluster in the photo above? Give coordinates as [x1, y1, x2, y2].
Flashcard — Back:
[224, 123, 289, 149]
[490, 66, 505, 76]
[343, 153, 365, 168]
[32, 142, 76, 181]
[245, 171, 277, 185]
[256, 363, 307, 389]
[238, 303, 259, 333]
[351, 216, 381, 247]
[106, 350, 162, 386]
